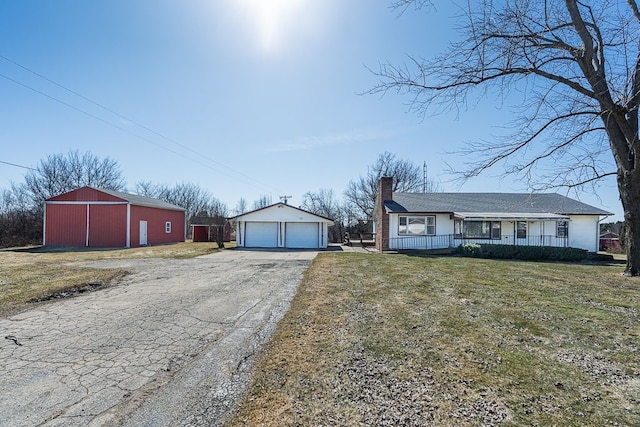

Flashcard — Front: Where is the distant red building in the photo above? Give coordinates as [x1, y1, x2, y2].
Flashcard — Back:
[44, 187, 186, 248]
[191, 216, 232, 243]
[599, 231, 623, 253]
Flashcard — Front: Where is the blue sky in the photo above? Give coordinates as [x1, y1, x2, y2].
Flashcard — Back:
[0, 0, 624, 220]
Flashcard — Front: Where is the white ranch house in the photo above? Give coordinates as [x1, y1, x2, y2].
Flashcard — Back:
[374, 177, 612, 253]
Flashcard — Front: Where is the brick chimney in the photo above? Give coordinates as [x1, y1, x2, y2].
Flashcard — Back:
[375, 176, 393, 252]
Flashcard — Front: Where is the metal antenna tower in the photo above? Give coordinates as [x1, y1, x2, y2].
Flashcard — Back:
[423, 161, 428, 193]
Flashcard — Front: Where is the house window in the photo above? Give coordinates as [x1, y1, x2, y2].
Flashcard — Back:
[517, 221, 527, 239]
[557, 221, 569, 238]
[165, 221, 172, 233]
[491, 222, 501, 239]
[462, 221, 501, 239]
[399, 216, 435, 235]
[454, 219, 463, 238]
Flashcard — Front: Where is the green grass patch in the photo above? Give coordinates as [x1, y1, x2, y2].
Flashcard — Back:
[227, 253, 640, 426]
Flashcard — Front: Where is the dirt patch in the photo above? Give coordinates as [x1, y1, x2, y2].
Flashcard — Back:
[338, 348, 508, 426]
[557, 352, 629, 386]
[27, 282, 106, 302]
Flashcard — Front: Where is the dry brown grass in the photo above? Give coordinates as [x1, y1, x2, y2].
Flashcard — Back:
[227, 252, 640, 427]
[0, 241, 225, 316]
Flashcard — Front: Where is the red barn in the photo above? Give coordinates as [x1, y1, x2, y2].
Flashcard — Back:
[44, 187, 186, 248]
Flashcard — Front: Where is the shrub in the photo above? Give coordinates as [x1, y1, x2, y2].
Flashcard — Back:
[458, 244, 483, 257]
[457, 244, 587, 262]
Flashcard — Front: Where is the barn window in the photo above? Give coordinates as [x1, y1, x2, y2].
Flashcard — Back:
[165, 221, 172, 233]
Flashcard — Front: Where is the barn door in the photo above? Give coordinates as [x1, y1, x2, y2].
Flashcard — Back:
[139, 220, 148, 246]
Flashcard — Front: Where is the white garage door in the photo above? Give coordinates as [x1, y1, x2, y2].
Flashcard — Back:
[285, 222, 319, 248]
[245, 222, 278, 247]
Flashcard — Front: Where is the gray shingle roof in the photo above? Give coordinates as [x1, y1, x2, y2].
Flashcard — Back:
[387, 192, 612, 216]
[97, 188, 186, 211]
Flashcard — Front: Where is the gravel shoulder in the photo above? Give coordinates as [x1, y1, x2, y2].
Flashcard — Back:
[0, 249, 317, 426]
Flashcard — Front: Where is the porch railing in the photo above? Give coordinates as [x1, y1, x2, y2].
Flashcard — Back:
[389, 234, 569, 250]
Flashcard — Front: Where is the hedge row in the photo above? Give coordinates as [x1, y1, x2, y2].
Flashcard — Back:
[457, 244, 588, 261]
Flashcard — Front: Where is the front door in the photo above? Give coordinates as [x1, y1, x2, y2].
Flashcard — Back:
[140, 220, 148, 246]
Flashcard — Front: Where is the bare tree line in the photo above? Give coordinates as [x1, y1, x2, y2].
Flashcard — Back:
[0, 149, 431, 247]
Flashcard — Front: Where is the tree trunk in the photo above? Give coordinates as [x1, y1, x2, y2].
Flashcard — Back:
[618, 168, 640, 276]
[216, 225, 225, 249]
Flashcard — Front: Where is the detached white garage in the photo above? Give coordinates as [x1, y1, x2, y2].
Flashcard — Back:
[232, 203, 334, 249]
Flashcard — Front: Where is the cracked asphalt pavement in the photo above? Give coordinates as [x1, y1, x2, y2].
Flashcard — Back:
[0, 249, 317, 426]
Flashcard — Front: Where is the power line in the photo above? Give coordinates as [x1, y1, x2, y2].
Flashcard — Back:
[0, 71, 198, 167]
[0, 55, 283, 195]
[0, 160, 37, 171]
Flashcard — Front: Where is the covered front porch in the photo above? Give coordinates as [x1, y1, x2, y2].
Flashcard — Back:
[389, 212, 571, 251]
[390, 234, 569, 251]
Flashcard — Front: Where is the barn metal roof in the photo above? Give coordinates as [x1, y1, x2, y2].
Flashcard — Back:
[385, 192, 612, 216]
[95, 188, 186, 211]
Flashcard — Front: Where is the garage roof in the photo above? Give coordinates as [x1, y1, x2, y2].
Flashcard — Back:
[98, 188, 186, 211]
[230, 202, 334, 224]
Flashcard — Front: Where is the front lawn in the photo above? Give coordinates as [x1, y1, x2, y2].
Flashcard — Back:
[227, 253, 640, 426]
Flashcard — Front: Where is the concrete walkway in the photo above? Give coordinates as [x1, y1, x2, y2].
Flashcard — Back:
[0, 249, 317, 426]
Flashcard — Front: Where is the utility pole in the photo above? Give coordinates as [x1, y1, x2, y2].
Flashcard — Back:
[279, 195, 292, 205]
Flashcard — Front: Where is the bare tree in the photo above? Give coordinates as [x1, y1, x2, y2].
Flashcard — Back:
[134, 181, 160, 198]
[369, 1, 640, 275]
[302, 188, 346, 243]
[158, 183, 209, 219]
[23, 150, 125, 208]
[345, 151, 436, 220]
[0, 185, 41, 247]
[208, 197, 229, 219]
[139, 181, 229, 228]
[234, 198, 248, 215]
[253, 195, 272, 210]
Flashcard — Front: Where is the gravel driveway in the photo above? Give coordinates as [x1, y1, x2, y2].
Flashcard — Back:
[0, 249, 317, 426]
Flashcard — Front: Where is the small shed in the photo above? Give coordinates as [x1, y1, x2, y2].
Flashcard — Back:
[231, 203, 334, 249]
[44, 187, 186, 248]
[599, 231, 623, 253]
[191, 216, 232, 242]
